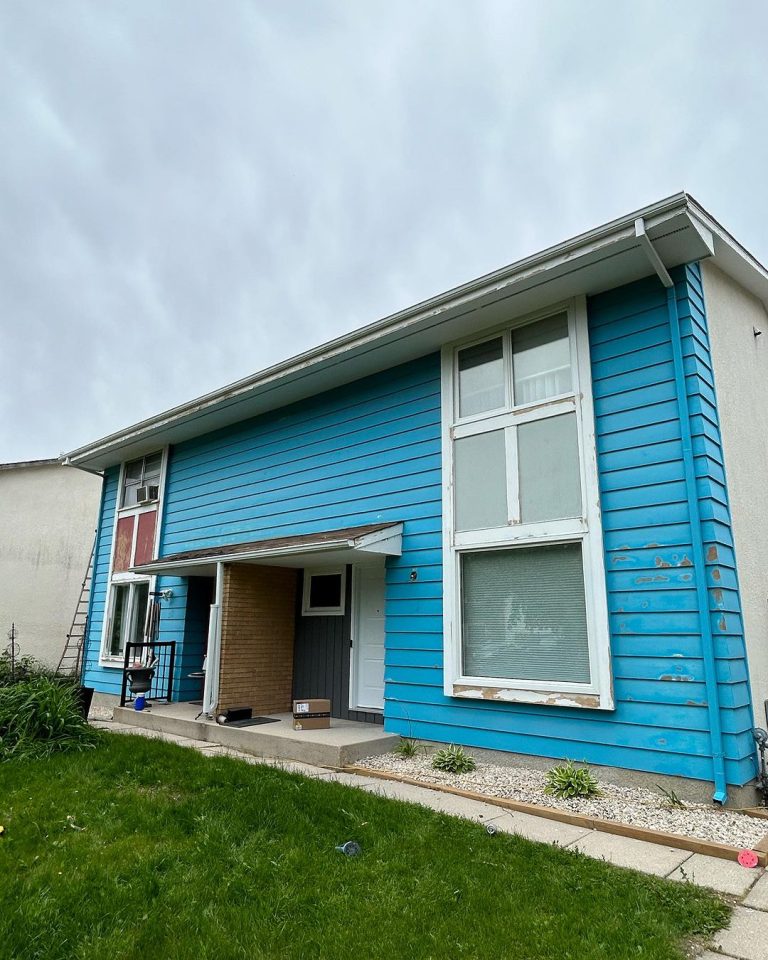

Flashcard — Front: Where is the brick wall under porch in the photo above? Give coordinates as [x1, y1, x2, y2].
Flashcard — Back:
[217, 563, 298, 714]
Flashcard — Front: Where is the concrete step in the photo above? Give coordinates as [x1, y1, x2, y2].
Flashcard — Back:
[112, 705, 400, 768]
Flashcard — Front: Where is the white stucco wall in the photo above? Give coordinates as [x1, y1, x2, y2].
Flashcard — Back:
[702, 261, 768, 726]
[0, 462, 101, 666]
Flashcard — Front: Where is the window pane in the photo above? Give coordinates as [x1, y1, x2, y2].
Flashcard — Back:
[513, 314, 571, 405]
[462, 543, 590, 684]
[454, 430, 507, 531]
[518, 412, 581, 523]
[124, 459, 144, 482]
[130, 582, 150, 646]
[458, 338, 505, 417]
[308, 573, 343, 609]
[142, 453, 163, 484]
[108, 584, 131, 656]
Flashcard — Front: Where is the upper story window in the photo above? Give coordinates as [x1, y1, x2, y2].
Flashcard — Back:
[443, 300, 612, 709]
[121, 452, 163, 508]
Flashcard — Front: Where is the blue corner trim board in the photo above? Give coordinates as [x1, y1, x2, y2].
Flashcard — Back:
[82, 265, 758, 788]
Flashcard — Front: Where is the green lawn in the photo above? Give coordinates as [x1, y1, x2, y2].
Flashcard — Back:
[0, 733, 728, 960]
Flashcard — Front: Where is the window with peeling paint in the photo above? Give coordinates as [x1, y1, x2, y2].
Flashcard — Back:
[444, 304, 610, 703]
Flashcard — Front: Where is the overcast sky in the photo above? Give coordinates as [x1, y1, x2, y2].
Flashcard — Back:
[1, 1, 766, 463]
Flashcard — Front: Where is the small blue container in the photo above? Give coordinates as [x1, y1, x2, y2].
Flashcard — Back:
[134, 694, 146, 711]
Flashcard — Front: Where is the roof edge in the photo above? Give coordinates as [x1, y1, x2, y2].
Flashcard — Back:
[63, 191, 767, 468]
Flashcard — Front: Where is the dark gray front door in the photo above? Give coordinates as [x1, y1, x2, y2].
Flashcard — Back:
[292, 566, 383, 725]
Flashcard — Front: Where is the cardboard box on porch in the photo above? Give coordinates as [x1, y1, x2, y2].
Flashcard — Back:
[292, 698, 331, 730]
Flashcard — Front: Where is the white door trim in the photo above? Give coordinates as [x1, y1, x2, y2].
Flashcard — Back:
[349, 562, 385, 713]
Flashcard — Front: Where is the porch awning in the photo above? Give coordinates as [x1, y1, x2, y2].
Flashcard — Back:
[129, 522, 403, 577]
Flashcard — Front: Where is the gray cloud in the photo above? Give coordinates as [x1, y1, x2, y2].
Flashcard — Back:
[1, 0, 766, 461]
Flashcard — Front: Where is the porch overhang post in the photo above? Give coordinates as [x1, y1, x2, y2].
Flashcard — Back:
[202, 561, 224, 718]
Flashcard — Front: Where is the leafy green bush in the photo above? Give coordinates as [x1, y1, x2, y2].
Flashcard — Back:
[544, 759, 601, 799]
[393, 737, 421, 759]
[0, 651, 58, 687]
[431, 744, 476, 774]
[0, 677, 100, 762]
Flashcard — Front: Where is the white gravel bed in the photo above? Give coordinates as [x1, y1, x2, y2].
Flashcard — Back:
[358, 753, 768, 849]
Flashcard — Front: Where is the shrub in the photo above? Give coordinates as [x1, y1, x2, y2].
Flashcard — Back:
[393, 737, 421, 759]
[544, 760, 601, 800]
[0, 651, 58, 687]
[0, 677, 101, 762]
[431, 744, 476, 774]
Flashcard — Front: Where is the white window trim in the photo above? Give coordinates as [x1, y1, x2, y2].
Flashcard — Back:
[103, 578, 152, 662]
[118, 452, 164, 512]
[301, 568, 346, 616]
[441, 297, 613, 710]
[99, 447, 168, 667]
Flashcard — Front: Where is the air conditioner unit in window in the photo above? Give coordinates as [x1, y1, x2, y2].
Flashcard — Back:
[136, 484, 159, 504]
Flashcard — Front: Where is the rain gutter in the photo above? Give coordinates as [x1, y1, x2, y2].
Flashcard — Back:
[636, 218, 729, 804]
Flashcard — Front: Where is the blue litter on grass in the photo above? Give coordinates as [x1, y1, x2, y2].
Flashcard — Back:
[335, 841, 361, 857]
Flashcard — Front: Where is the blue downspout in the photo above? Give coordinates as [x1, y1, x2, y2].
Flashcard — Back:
[666, 282, 728, 804]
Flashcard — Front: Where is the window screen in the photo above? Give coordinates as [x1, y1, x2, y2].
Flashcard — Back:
[517, 413, 581, 522]
[307, 573, 343, 611]
[457, 338, 505, 418]
[461, 543, 590, 684]
[512, 314, 571, 405]
[454, 429, 508, 531]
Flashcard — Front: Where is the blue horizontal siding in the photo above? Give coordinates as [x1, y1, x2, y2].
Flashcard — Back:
[386, 267, 755, 788]
[83, 467, 122, 696]
[82, 264, 756, 790]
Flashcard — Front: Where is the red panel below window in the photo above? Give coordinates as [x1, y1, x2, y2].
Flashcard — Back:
[134, 510, 157, 567]
[113, 516, 135, 572]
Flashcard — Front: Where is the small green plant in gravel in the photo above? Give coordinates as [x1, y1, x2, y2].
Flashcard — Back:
[393, 737, 421, 759]
[544, 760, 601, 799]
[656, 784, 687, 810]
[0, 676, 100, 761]
[431, 744, 477, 774]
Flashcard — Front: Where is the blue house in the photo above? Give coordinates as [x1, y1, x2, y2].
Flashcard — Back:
[64, 194, 768, 801]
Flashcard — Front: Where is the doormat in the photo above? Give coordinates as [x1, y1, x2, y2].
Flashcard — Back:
[222, 717, 281, 728]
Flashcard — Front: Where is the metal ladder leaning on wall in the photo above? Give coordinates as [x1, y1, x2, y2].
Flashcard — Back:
[56, 537, 95, 679]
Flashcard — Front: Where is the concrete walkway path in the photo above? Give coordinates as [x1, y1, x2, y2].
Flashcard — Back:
[94, 719, 768, 960]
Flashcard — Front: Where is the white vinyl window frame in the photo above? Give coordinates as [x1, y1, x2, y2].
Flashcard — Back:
[104, 579, 152, 660]
[99, 447, 168, 666]
[441, 297, 613, 710]
[301, 568, 346, 616]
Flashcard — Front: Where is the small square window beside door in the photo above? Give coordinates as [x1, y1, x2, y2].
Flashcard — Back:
[302, 570, 345, 616]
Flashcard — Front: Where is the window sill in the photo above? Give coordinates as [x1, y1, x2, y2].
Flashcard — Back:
[98, 658, 125, 669]
[451, 682, 613, 711]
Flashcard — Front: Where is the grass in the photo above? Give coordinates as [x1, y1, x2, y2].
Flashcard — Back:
[0, 734, 728, 960]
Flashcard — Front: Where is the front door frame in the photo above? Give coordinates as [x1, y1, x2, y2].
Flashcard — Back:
[349, 561, 386, 714]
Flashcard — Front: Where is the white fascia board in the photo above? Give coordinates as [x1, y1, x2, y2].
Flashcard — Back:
[686, 197, 768, 308]
[352, 523, 403, 556]
[64, 192, 764, 471]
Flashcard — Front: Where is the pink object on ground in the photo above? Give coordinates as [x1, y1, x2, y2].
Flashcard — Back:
[738, 849, 759, 868]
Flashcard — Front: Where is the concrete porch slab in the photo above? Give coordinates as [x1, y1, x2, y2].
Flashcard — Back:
[112, 702, 399, 768]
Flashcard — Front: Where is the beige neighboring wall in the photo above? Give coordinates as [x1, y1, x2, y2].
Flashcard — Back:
[0, 461, 101, 666]
[702, 261, 768, 723]
[217, 564, 298, 713]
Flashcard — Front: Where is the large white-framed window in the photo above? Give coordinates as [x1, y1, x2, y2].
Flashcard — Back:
[100, 447, 168, 666]
[105, 580, 151, 659]
[441, 298, 613, 710]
